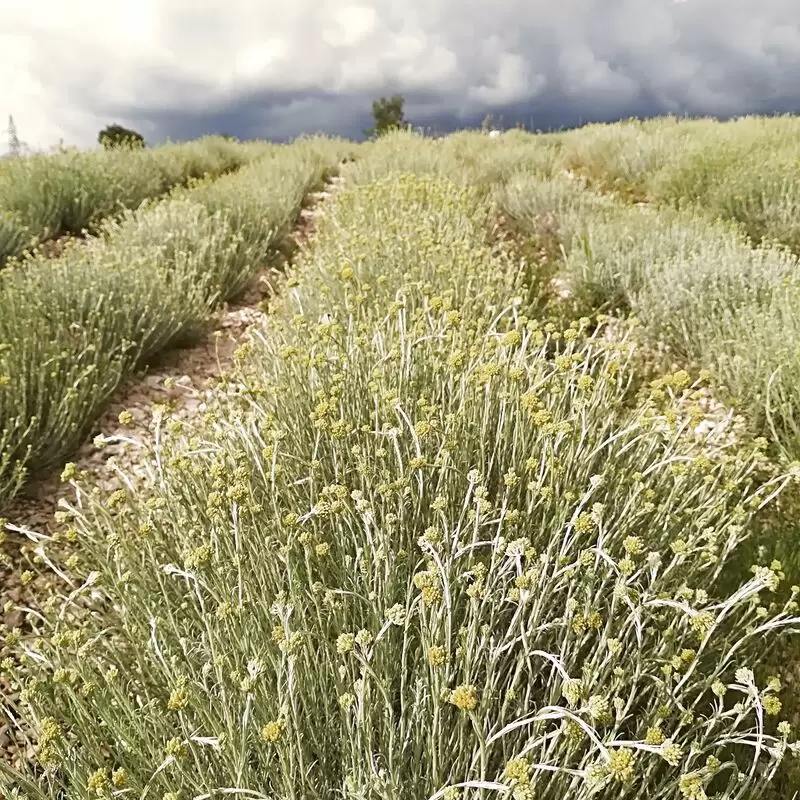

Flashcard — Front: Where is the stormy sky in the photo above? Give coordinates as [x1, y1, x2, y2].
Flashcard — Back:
[2, 0, 800, 153]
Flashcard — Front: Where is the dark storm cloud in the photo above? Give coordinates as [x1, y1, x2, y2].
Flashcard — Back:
[3, 0, 800, 151]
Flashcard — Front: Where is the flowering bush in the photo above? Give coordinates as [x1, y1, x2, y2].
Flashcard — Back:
[2, 173, 798, 800]
[346, 127, 560, 198]
[552, 115, 800, 253]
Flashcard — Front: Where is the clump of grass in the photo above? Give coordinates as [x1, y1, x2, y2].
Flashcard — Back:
[3, 173, 798, 800]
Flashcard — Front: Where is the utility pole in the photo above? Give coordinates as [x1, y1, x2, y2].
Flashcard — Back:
[6, 115, 21, 157]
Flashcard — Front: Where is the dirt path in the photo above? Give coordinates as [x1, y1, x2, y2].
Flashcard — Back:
[0, 167, 347, 765]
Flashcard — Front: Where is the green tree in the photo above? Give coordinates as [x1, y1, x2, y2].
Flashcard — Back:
[98, 123, 145, 150]
[365, 94, 408, 138]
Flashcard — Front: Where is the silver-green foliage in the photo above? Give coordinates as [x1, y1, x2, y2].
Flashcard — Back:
[553, 115, 800, 252]
[494, 170, 800, 459]
[346, 128, 560, 196]
[3, 173, 798, 800]
[0, 136, 271, 265]
[0, 136, 353, 507]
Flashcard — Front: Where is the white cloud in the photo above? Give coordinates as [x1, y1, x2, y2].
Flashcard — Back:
[1, 0, 799, 153]
[324, 5, 379, 48]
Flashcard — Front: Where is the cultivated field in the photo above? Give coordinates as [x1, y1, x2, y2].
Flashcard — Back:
[0, 137, 275, 267]
[2, 117, 800, 800]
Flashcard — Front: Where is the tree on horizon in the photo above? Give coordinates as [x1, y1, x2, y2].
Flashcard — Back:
[98, 123, 145, 150]
[365, 95, 408, 139]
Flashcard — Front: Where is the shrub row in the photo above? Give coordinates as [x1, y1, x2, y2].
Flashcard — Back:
[553, 115, 800, 252]
[0, 137, 273, 266]
[340, 129, 800, 465]
[0, 136, 355, 509]
[494, 169, 800, 464]
[347, 128, 560, 195]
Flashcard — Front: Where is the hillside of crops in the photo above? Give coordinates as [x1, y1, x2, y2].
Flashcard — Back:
[0, 136, 279, 268]
[2, 118, 800, 800]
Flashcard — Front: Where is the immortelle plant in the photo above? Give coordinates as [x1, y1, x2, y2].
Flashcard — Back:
[2, 173, 799, 800]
